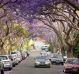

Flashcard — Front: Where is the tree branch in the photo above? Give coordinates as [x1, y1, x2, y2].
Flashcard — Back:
[64, 0, 79, 10]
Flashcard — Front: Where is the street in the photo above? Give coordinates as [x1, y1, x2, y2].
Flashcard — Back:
[0, 1, 79, 74]
[4, 56, 65, 74]
[4, 50, 72, 74]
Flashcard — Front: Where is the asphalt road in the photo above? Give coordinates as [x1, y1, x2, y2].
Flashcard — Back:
[4, 50, 72, 74]
[5, 56, 65, 74]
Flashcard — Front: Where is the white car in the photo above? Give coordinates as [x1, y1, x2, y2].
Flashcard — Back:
[9, 53, 19, 66]
[10, 51, 22, 66]
[0, 55, 13, 70]
[63, 56, 67, 62]
[40, 50, 48, 56]
[34, 56, 51, 68]
[21, 51, 27, 60]
[15, 51, 22, 62]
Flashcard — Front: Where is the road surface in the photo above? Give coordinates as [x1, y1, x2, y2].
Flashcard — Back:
[5, 50, 70, 74]
[9, 57, 65, 74]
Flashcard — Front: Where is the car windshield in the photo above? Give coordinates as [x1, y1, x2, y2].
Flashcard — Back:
[0, 56, 8, 60]
[52, 56, 58, 58]
[66, 59, 79, 64]
[52, 55, 62, 59]
[11, 52, 16, 54]
[36, 56, 48, 60]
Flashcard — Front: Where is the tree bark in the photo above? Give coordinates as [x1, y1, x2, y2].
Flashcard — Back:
[67, 46, 73, 58]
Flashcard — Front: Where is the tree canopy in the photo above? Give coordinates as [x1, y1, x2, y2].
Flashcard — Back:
[0, 0, 79, 56]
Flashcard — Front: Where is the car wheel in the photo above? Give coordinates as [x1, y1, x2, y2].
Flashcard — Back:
[9, 67, 12, 70]
[1, 70, 4, 74]
[34, 65, 36, 67]
[12, 64, 15, 67]
[48, 65, 50, 68]
[61, 62, 64, 65]
[63, 70, 68, 73]
[51, 62, 54, 64]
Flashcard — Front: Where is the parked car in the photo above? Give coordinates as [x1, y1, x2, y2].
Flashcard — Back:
[64, 58, 79, 73]
[10, 51, 22, 66]
[34, 56, 51, 68]
[0, 55, 13, 70]
[10, 52, 18, 66]
[16, 51, 22, 62]
[21, 51, 27, 60]
[0, 61, 4, 74]
[40, 50, 48, 56]
[26, 52, 29, 57]
[50, 53, 64, 65]
[63, 56, 67, 62]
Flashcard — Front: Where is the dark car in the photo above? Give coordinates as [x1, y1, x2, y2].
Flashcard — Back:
[34, 56, 51, 68]
[50, 53, 64, 65]
[64, 58, 79, 73]
[0, 61, 4, 74]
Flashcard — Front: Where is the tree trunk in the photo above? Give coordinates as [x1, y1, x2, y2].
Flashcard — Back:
[61, 46, 65, 56]
[67, 46, 73, 58]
